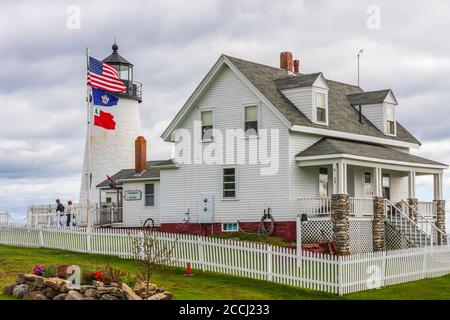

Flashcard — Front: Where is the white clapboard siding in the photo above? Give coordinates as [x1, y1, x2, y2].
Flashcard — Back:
[122, 181, 161, 227]
[1, 223, 449, 296]
[281, 87, 314, 121]
[160, 65, 291, 224]
[361, 103, 385, 134]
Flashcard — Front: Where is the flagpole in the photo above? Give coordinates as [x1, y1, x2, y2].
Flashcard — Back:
[86, 47, 92, 230]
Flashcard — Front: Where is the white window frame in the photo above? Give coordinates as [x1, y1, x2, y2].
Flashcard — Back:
[144, 183, 155, 207]
[222, 222, 239, 232]
[242, 102, 260, 137]
[222, 166, 238, 200]
[200, 108, 215, 142]
[362, 171, 373, 196]
[385, 104, 396, 136]
[313, 88, 329, 125]
[318, 167, 329, 198]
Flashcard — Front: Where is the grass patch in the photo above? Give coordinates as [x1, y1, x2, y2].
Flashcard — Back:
[0, 245, 448, 300]
[215, 232, 292, 247]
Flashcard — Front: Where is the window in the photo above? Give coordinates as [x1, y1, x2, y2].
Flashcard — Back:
[382, 174, 390, 188]
[222, 223, 238, 232]
[364, 172, 372, 195]
[145, 184, 155, 206]
[315, 91, 327, 123]
[223, 168, 236, 198]
[386, 105, 395, 135]
[201, 110, 213, 140]
[319, 167, 328, 197]
[244, 105, 258, 136]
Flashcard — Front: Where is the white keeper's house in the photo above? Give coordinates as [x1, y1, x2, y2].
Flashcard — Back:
[28, 47, 448, 254]
[93, 50, 449, 254]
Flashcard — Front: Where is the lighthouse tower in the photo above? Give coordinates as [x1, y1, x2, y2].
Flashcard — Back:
[79, 43, 142, 205]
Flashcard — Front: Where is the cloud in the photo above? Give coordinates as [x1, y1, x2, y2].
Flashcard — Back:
[1, 0, 450, 223]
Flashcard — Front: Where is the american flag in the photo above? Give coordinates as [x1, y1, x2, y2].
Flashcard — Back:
[87, 57, 126, 93]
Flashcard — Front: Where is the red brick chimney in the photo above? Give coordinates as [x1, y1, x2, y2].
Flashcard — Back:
[135, 136, 147, 173]
[293, 59, 300, 73]
[280, 52, 293, 72]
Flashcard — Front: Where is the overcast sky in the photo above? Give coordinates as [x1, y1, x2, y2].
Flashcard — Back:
[1, 0, 450, 224]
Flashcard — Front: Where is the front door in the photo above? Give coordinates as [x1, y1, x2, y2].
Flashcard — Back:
[382, 174, 391, 200]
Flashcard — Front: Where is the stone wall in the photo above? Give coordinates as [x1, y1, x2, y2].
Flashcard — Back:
[407, 198, 418, 222]
[372, 196, 385, 251]
[331, 194, 350, 255]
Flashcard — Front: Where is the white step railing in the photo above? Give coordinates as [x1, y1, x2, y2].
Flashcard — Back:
[0, 210, 12, 224]
[417, 201, 436, 220]
[384, 200, 432, 247]
[349, 198, 374, 217]
[298, 197, 331, 216]
[400, 200, 446, 246]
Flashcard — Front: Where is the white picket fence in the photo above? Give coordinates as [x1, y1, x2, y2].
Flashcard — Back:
[0, 223, 449, 295]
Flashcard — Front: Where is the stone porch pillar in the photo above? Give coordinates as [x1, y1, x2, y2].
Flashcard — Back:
[434, 173, 447, 245]
[407, 198, 418, 222]
[331, 162, 350, 255]
[372, 167, 385, 251]
[407, 171, 418, 222]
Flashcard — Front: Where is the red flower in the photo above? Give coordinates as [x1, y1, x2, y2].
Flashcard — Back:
[94, 271, 105, 282]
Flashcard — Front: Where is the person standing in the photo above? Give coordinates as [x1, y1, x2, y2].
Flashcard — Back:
[66, 200, 74, 227]
[55, 199, 65, 227]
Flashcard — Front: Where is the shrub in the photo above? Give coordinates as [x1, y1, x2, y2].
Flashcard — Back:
[57, 265, 70, 279]
[42, 265, 57, 278]
[82, 271, 95, 284]
[103, 262, 128, 285]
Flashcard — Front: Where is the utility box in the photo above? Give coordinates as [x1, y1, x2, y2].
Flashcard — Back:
[198, 193, 214, 223]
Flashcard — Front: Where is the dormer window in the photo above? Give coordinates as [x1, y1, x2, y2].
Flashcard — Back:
[314, 91, 328, 124]
[386, 104, 396, 135]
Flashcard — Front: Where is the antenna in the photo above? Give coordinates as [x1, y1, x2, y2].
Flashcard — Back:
[357, 49, 364, 87]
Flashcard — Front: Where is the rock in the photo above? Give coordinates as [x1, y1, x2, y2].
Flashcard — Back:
[82, 297, 97, 300]
[43, 287, 60, 299]
[53, 293, 68, 300]
[80, 285, 95, 293]
[133, 282, 157, 293]
[163, 292, 174, 300]
[100, 293, 119, 300]
[92, 280, 104, 287]
[44, 277, 69, 292]
[24, 274, 40, 282]
[121, 283, 142, 300]
[147, 292, 171, 300]
[12, 284, 30, 298]
[64, 284, 81, 292]
[15, 274, 26, 284]
[96, 286, 120, 295]
[65, 290, 84, 300]
[34, 276, 45, 288]
[3, 284, 15, 296]
[83, 288, 97, 298]
[23, 291, 49, 300]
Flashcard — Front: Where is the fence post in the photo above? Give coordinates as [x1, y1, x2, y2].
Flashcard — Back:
[38, 227, 44, 248]
[267, 245, 273, 282]
[422, 247, 428, 279]
[198, 236, 205, 271]
[86, 228, 92, 253]
[381, 250, 387, 288]
[338, 255, 343, 296]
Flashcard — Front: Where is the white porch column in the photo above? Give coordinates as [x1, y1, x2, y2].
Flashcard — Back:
[433, 173, 443, 200]
[333, 162, 347, 194]
[373, 167, 383, 197]
[408, 171, 416, 199]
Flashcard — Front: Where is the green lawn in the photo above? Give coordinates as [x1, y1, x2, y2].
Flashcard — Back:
[0, 245, 448, 300]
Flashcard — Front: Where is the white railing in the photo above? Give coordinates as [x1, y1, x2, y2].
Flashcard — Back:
[27, 204, 123, 228]
[298, 197, 331, 216]
[384, 200, 432, 247]
[1, 223, 450, 295]
[349, 198, 374, 217]
[418, 201, 437, 220]
[0, 210, 12, 224]
[400, 200, 446, 246]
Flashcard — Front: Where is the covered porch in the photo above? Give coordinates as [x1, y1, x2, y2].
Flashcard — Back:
[295, 138, 448, 254]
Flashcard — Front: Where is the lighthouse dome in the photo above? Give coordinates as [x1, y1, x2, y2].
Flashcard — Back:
[102, 42, 142, 102]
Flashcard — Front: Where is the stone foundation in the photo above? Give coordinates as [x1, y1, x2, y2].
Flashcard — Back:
[407, 198, 418, 222]
[372, 196, 385, 251]
[160, 221, 297, 242]
[331, 194, 350, 255]
[435, 200, 447, 245]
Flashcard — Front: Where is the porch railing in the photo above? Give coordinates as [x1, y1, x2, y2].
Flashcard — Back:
[417, 201, 437, 220]
[349, 197, 373, 217]
[400, 200, 446, 245]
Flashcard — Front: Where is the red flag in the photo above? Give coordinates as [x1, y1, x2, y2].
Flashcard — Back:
[94, 108, 116, 130]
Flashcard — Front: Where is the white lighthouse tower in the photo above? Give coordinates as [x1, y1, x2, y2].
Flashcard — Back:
[79, 43, 142, 206]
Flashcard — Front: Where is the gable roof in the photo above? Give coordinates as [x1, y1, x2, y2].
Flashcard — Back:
[346, 89, 394, 105]
[274, 73, 322, 90]
[161, 54, 420, 146]
[96, 159, 176, 188]
[224, 55, 420, 146]
[296, 138, 446, 167]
